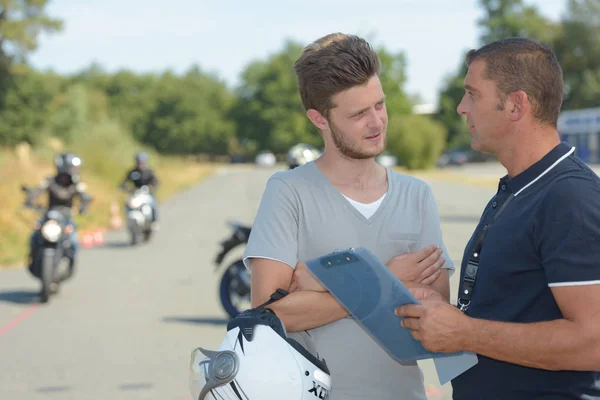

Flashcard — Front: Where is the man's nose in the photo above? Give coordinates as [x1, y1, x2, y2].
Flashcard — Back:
[457, 95, 467, 116]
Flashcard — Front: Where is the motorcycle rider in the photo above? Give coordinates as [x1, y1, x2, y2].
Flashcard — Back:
[25, 152, 92, 282]
[119, 152, 159, 229]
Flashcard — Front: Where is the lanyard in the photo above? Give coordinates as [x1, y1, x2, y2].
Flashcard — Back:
[457, 195, 515, 313]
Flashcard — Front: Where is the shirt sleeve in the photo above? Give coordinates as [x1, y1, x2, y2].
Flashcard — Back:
[535, 176, 600, 287]
[243, 175, 300, 271]
[420, 186, 455, 275]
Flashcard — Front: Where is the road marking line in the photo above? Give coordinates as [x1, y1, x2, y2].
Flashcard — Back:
[0, 304, 38, 337]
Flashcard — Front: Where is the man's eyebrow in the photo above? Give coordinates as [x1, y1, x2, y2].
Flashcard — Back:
[464, 84, 478, 92]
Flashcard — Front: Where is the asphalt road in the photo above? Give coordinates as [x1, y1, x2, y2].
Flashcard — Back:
[0, 164, 498, 400]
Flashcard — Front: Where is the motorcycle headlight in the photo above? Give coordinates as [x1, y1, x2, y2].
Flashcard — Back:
[41, 220, 62, 242]
[128, 196, 143, 209]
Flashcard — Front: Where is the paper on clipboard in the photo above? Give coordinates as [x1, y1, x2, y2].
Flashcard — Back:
[305, 247, 478, 385]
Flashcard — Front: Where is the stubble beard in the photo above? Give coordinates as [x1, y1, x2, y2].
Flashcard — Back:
[329, 121, 387, 160]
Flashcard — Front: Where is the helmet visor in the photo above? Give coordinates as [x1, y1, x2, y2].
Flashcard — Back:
[189, 347, 240, 400]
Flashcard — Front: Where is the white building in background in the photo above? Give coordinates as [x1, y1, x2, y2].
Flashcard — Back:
[412, 103, 438, 115]
[409, 104, 600, 163]
[557, 107, 600, 163]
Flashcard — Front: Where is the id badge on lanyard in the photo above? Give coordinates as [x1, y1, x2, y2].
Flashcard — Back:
[457, 195, 515, 313]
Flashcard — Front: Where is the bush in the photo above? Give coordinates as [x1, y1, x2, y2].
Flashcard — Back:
[386, 114, 447, 170]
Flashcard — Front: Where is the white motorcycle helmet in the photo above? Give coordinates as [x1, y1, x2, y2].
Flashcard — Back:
[287, 143, 321, 169]
[189, 290, 331, 400]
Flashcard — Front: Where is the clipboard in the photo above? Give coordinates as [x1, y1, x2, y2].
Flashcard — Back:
[305, 247, 478, 384]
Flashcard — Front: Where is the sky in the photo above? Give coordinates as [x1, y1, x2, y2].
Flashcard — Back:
[29, 0, 567, 105]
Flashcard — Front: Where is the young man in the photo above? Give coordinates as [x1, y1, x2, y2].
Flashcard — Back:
[243, 33, 453, 399]
[396, 37, 600, 399]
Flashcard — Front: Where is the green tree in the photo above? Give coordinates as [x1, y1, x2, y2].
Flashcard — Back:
[376, 48, 412, 118]
[0, 0, 63, 62]
[0, 65, 61, 145]
[435, 62, 470, 150]
[231, 39, 319, 155]
[49, 83, 88, 142]
[554, 0, 600, 110]
[435, 0, 559, 150]
[141, 67, 236, 154]
[0, 0, 63, 146]
[478, 0, 560, 44]
[99, 70, 158, 142]
[68, 66, 159, 141]
[386, 114, 447, 169]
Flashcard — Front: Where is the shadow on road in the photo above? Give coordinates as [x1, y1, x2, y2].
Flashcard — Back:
[162, 316, 229, 326]
[0, 289, 39, 305]
[36, 386, 71, 393]
[34, 383, 154, 394]
[95, 240, 132, 249]
[119, 382, 153, 391]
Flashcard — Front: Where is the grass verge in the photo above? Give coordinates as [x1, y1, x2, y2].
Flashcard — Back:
[394, 166, 499, 189]
[0, 142, 216, 268]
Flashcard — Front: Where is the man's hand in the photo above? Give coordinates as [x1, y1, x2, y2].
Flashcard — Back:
[289, 262, 326, 293]
[387, 244, 445, 284]
[395, 287, 469, 353]
[403, 282, 446, 302]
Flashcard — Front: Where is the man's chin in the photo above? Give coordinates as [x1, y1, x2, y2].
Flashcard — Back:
[471, 140, 495, 156]
[470, 138, 483, 152]
[340, 145, 385, 160]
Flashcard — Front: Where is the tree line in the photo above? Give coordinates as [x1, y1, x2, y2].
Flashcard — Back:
[437, 0, 600, 150]
[0, 0, 599, 169]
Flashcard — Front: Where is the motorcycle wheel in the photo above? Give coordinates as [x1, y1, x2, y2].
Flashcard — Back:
[40, 249, 55, 303]
[130, 228, 140, 246]
[219, 260, 251, 319]
[57, 256, 74, 282]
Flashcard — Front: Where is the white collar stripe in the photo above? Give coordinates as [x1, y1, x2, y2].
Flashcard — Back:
[514, 147, 576, 197]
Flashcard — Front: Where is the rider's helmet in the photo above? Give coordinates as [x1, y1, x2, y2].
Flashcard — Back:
[189, 307, 331, 400]
[286, 143, 321, 169]
[135, 152, 149, 169]
[54, 153, 82, 182]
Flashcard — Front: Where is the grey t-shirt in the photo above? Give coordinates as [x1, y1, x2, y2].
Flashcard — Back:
[244, 161, 454, 399]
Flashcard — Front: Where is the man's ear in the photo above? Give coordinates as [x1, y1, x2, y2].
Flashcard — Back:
[307, 109, 329, 131]
[506, 90, 530, 122]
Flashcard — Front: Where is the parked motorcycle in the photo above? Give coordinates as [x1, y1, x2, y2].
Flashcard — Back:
[124, 185, 154, 245]
[22, 186, 78, 303]
[214, 220, 252, 318]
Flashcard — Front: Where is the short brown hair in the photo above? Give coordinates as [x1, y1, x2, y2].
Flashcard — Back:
[293, 33, 380, 118]
[466, 37, 564, 127]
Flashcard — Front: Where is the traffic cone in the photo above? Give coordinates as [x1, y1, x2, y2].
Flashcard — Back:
[82, 231, 94, 248]
[93, 229, 104, 246]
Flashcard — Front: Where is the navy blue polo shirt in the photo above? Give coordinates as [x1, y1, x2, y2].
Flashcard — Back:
[452, 143, 600, 400]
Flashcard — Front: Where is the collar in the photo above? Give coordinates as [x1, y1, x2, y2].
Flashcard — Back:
[501, 142, 575, 196]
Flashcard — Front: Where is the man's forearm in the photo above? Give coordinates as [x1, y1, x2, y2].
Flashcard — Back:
[429, 269, 450, 301]
[268, 291, 349, 332]
[463, 317, 600, 371]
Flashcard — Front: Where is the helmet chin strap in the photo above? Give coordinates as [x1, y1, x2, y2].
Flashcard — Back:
[256, 288, 289, 312]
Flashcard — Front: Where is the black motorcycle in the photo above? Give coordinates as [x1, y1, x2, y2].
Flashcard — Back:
[22, 187, 79, 303]
[214, 220, 252, 318]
